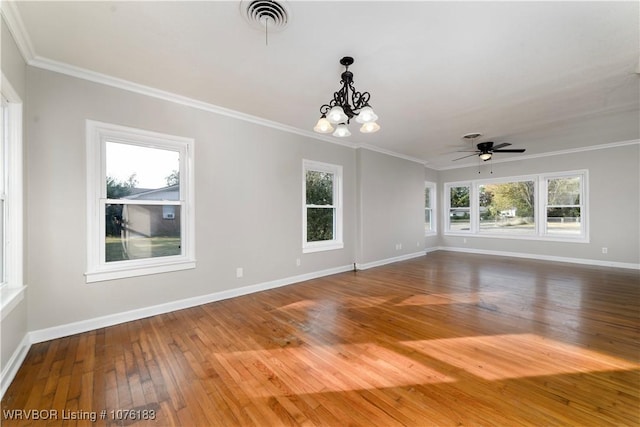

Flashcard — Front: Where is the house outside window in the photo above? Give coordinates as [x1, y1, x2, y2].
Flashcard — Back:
[303, 160, 343, 253]
[86, 121, 195, 282]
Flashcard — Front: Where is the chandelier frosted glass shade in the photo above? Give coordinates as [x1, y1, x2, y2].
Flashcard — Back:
[333, 124, 351, 137]
[313, 116, 334, 133]
[479, 152, 492, 161]
[360, 121, 380, 134]
[314, 56, 380, 137]
[355, 106, 378, 124]
[326, 106, 349, 125]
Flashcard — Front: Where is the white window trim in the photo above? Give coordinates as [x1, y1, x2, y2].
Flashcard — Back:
[85, 121, 196, 283]
[444, 181, 472, 234]
[302, 159, 344, 253]
[425, 181, 437, 236]
[540, 170, 589, 242]
[444, 171, 588, 242]
[0, 73, 26, 319]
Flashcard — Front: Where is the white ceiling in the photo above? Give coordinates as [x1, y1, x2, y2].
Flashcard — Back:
[10, 1, 640, 168]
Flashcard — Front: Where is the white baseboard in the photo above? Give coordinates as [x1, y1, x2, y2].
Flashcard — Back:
[435, 246, 640, 270]
[29, 264, 354, 344]
[356, 251, 426, 270]
[1, 333, 31, 399]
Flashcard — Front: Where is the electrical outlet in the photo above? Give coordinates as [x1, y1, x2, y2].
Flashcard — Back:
[236, 267, 243, 278]
[602, 247, 608, 254]
[463, 238, 467, 244]
[296, 258, 301, 267]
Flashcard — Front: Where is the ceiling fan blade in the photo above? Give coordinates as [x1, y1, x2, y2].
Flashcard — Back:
[452, 153, 479, 161]
[493, 149, 526, 153]
[491, 142, 512, 150]
[456, 150, 480, 153]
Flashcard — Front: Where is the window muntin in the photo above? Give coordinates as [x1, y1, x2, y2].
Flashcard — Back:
[425, 182, 436, 235]
[303, 160, 343, 253]
[447, 184, 471, 232]
[444, 171, 587, 242]
[478, 180, 535, 235]
[86, 121, 195, 282]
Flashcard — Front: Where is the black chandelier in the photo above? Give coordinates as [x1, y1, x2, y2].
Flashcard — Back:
[313, 56, 380, 137]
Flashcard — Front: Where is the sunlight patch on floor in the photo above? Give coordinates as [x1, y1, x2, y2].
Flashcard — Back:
[394, 291, 507, 306]
[402, 333, 639, 380]
[213, 342, 456, 397]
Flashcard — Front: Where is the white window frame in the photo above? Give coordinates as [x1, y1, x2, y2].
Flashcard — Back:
[0, 73, 25, 320]
[425, 181, 437, 236]
[86, 121, 195, 283]
[444, 181, 472, 234]
[540, 170, 588, 241]
[302, 159, 343, 253]
[476, 175, 538, 237]
[443, 170, 588, 242]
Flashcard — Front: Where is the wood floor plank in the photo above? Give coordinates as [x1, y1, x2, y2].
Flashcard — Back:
[3, 252, 639, 426]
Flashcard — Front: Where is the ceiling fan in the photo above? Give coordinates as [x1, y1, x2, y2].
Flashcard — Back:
[453, 141, 526, 162]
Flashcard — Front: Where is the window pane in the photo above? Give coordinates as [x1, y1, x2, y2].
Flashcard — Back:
[450, 186, 470, 208]
[479, 181, 535, 235]
[548, 177, 580, 205]
[425, 187, 431, 208]
[425, 208, 432, 232]
[106, 203, 181, 262]
[449, 208, 470, 231]
[306, 207, 334, 242]
[449, 186, 470, 231]
[547, 207, 581, 235]
[306, 171, 334, 205]
[106, 142, 180, 200]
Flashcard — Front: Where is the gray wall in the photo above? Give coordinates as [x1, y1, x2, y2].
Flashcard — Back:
[356, 149, 425, 264]
[436, 144, 640, 265]
[1, 17, 28, 370]
[26, 67, 358, 331]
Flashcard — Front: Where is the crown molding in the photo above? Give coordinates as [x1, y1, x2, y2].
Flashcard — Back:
[433, 139, 640, 171]
[30, 56, 361, 150]
[355, 143, 429, 166]
[0, 0, 36, 62]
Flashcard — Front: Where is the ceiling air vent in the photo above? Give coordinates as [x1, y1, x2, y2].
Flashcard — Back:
[241, 0, 290, 32]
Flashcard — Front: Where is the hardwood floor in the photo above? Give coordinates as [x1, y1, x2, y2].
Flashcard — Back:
[2, 251, 639, 426]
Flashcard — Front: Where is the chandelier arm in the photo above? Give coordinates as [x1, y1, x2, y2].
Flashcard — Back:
[319, 104, 332, 116]
[351, 90, 371, 112]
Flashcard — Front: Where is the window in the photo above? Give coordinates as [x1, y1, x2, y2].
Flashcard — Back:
[424, 182, 436, 235]
[444, 171, 587, 242]
[447, 184, 471, 232]
[0, 98, 8, 286]
[543, 173, 586, 237]
[303, 160, 343, 253]
[0, 74, 25, 318]
[478, 179, 535, 236]
[86, 121, 195, 282]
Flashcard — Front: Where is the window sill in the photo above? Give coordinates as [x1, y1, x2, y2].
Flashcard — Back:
[86, 260, 196, 283]
[303, 241, 344, 254]
[0, 285, 26, 321]
[444, 232, 589, 243]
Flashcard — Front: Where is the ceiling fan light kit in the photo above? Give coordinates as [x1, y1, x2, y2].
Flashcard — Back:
[314, 56, 380, 138]
[453, 140, 526, 162]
